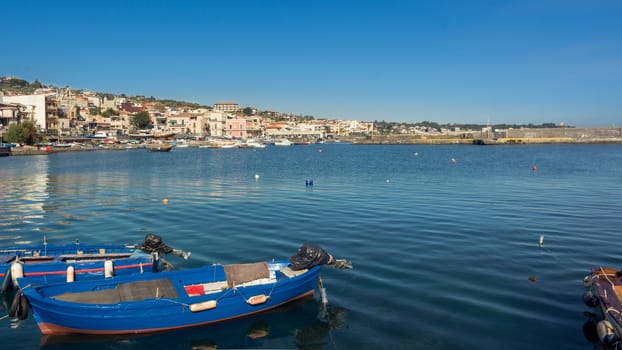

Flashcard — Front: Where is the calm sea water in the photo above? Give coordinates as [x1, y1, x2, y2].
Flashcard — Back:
[1, 144, 621, 349]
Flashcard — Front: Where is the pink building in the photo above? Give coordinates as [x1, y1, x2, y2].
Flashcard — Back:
[225, 116, 247, 138]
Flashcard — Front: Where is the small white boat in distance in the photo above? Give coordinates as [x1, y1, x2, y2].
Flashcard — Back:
[274, 139, 292, 146]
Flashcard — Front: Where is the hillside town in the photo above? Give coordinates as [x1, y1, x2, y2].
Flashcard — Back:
[2, 77, 621, 150]
[0, 77, 379, 145]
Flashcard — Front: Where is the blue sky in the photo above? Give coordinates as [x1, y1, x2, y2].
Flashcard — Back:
[3, 0, 621, 127]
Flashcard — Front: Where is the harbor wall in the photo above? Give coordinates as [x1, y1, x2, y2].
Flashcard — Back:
[506, 127, 622, 140]
[345, 127, 622, 144]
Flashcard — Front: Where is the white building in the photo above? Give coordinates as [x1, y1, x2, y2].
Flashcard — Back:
[207, 111, 226, 137]
[0, 94, 48, 130]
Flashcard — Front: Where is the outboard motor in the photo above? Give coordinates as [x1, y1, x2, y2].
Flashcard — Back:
[141, 233, 173, 254]
[140, 234, 190, 259]
[290, 243, 352, 271]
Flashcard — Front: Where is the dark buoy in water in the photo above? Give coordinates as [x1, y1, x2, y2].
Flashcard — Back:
[532, 165, 537, 172]
[305, 179, 314, 186]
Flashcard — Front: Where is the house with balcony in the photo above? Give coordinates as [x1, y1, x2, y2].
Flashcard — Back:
[207, 111, 226, 137]
[0, 102, 25, 129]
[0, 94, 48, 131]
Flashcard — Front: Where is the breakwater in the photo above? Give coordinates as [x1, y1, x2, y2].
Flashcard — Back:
[344, 127, 622, 145]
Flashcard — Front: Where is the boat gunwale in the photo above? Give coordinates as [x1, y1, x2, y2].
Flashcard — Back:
[22, 262, 316, 308]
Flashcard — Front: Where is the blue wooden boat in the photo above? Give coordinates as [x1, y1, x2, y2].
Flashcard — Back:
[1, 234, 188, 291]
[17, 243, 351, 335]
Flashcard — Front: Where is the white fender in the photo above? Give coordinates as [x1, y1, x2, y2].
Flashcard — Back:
[66, 266, 75, 282]
[597, 320, 619, 347]
[104, 260, 114, 278]
[190, 300, 217, 312]
[10, 262, 24, 287]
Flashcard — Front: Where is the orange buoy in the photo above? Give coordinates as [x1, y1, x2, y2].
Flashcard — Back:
[247, 294, 269, 305]
[190, 300, 217, 312]
[162, 198, 169, 205]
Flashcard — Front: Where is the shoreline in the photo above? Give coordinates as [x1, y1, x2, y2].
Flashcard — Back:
[4, 137, 622, 157]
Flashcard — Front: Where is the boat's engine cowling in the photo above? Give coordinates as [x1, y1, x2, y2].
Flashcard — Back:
[290, 243, 332, 271]
[140, 234, 174, 254]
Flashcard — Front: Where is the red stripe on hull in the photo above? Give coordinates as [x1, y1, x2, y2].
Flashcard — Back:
[36, 289, 315, 335]
[21, 263, 153, 277]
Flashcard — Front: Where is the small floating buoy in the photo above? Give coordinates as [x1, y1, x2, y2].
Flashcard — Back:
[385, 179, 390, 183]
[539, 235, 544, 247]
[162, 198, 169, 205]
[528, 275, 537, 283]
[414, 152, 419, 156]
[451, 158, 456, 163]
[305, 179, 314, 186]
[255, 174, 260, 180]
[532, 165, 537, 172]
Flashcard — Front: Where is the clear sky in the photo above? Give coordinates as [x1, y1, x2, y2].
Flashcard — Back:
[3, 0, 621, 127]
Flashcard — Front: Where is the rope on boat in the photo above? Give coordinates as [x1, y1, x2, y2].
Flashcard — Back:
[606, 307, 622, 316]
[233, 281, 277, 304]
[161, 288, 235, 309]
[600, 267, 617, 288]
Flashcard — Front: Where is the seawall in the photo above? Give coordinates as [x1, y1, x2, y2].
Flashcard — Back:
[344, 127, 622, 145]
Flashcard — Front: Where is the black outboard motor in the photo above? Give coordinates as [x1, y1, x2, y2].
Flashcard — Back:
[141, 233, 173, 254]
[140, 234, 190, 259]
[290, 243, 352, 271]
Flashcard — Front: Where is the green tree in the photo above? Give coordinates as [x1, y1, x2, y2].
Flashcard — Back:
[3, 121, 38, 145]
[132, 111, 151, 129]
[243, 107, 253, 116]
[101, 108, 117, 118]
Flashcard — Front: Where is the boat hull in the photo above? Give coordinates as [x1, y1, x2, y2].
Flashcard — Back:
[21, 262, 320, 335]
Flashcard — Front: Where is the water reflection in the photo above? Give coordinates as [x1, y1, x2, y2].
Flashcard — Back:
[0, 156, 49, 238]
[37, 297, 349, 349]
